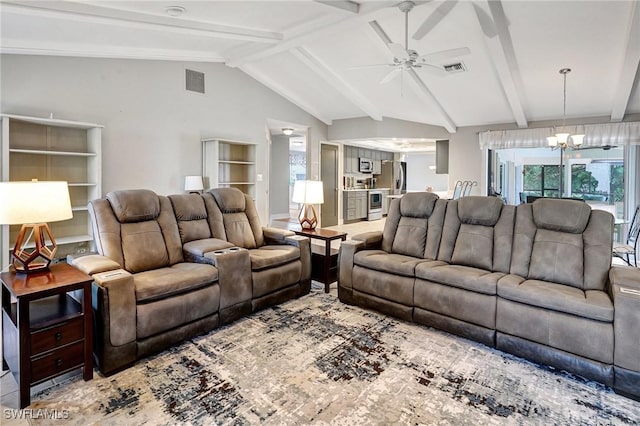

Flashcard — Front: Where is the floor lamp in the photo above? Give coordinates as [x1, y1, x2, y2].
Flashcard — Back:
[292, 180, 324, 229]
[0, 181, 73, 273]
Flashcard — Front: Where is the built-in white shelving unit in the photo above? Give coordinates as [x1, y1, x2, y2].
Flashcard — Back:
[202, 138, 256, 199]
[0, 114, 103, 269]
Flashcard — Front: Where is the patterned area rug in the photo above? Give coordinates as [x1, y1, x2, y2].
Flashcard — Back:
[32, 286, 640, 425]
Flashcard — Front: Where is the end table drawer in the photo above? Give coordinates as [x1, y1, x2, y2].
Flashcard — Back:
[30, 318, 84, 356]
[31, 341, 84, 384]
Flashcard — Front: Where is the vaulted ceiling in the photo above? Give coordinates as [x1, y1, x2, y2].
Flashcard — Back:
[2, 0, 639, 134]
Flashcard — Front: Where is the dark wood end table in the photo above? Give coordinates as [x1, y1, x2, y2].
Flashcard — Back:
[1, 262, 93, 408]
[293, 227, 347, 293]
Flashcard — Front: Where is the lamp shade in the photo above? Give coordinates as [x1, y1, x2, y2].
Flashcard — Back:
[547, 136, 558, 147]
[571, 134, 585, 146]
[0, 181, 72, 225]
[292, 180, 324, 204]
[184, 175, 204, 191]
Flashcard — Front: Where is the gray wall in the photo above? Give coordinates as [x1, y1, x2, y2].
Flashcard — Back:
[0, 54, 328, 222]
[269, 135, 290, 218]
[328, 116, 450, 140]
[405, 152, 449, 192]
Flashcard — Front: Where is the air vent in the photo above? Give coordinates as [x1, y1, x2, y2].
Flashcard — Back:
[185, 69, 205, 93]
[443, 62, 466, 73]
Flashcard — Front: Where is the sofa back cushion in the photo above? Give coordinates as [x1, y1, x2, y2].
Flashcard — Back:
[208, 188, 265, 248]
[438, 197, 514, 272]
[382, 192, 445, 259]
[90, 190, 183, 274]
[511, 199, 613, 290]
[168, 194, 212, 243]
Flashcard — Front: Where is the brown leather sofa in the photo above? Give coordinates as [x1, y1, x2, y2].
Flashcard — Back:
[339, 193, 640, 400]
[69, 188, 310, 375]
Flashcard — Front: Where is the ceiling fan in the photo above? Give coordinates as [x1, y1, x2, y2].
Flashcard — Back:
[354, 1, 470, 85]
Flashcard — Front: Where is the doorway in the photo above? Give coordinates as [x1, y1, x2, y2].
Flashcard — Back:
[321, 144, 338, 227]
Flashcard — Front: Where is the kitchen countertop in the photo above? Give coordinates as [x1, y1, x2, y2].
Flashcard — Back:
[343, 187, 391, 191]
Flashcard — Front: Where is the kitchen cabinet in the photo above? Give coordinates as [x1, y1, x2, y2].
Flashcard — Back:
[343, 190, 367, 221]
[343, 145, 392, 175]
[372, 160, 381, 175]
[381, 189, 390, 215]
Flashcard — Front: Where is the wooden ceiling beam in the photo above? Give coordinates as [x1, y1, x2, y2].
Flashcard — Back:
[610, 1, 640, 122]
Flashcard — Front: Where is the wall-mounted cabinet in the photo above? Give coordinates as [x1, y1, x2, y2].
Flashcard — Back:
[343, 145, 393, 174]
[0, 114, 102, 269]
[202, 138, 256, 199]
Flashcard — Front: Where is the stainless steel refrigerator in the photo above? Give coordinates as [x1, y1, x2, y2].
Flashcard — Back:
[380, 161, 406, 195]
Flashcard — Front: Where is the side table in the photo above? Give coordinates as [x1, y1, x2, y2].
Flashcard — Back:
[293, 228, 347, 293]
[1, 263, 93, 408]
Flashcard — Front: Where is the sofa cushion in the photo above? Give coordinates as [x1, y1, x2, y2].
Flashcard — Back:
[121, 220, 170, 273]
[458, 196, 503, 226]
[107, 189, 160, 223]
[415, 264, 503, 295]
[249, 245, 300, 271]
[532, 198, 591, 234]
[392, 217, 429, 258]
[211, 187, 246, 213]
[450, 224, 494, 271]
[497, 275, 613, 322]
[169, 194, 211, 243]
[399, 192, 438, 217]
[222, 212, 258, 249]
[354, 250, 443, 277]
[529, 229, 584, 289]
[134, 262, 218, 303]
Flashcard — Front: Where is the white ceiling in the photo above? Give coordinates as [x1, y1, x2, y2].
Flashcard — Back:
[2, 0, 639, 140]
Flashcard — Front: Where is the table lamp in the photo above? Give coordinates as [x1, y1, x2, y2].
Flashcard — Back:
[0, 181, 73, 273]
[184, 175, 204, 193]
[292, 180, 324, 229]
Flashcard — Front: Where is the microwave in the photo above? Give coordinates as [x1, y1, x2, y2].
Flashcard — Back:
[359, 158, 373, 173]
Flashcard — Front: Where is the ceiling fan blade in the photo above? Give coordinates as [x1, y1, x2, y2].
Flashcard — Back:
[418, 47, 470, 64]
[380, 68, 402, 84]
[412, 0, 458, 40]
[389, 43, 410, 60]
[369, 20, 393, 45]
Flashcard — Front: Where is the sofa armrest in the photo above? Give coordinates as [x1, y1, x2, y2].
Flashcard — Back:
[67, 254, 121, 275]
[206, 248, 252, 314]
[93, 269, 136, 347]
[610, 266, 640, 372]
[183, 238, 234, 259]
[351, 231, 383, 249]
[263, 227, 295, 244]
[284, 235, 311, 282]
[338, 239, 366, 292]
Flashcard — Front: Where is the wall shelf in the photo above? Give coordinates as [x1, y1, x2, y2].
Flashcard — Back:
[203, 138, 256, 200]
[1, 114, 102, 269]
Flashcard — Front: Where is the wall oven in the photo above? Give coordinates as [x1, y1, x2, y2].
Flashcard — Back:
[368, 190, 383, 221]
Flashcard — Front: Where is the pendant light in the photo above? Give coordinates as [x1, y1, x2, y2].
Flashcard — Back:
[547, 68, 585, 148]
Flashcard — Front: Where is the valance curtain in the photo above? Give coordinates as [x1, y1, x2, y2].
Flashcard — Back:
[479, 121, 640, 150]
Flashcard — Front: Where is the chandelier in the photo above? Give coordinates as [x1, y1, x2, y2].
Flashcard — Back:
[547, 68, 584, 148]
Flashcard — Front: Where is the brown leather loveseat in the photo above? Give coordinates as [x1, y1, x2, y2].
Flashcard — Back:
[70, 188, 311, 374]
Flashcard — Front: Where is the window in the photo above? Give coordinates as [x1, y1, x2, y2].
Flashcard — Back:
[523, 165, 562, 198]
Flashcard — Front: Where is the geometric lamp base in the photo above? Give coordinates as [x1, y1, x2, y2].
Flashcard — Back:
[12, 222, 57, 274]
[298, 204, 318, 230]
